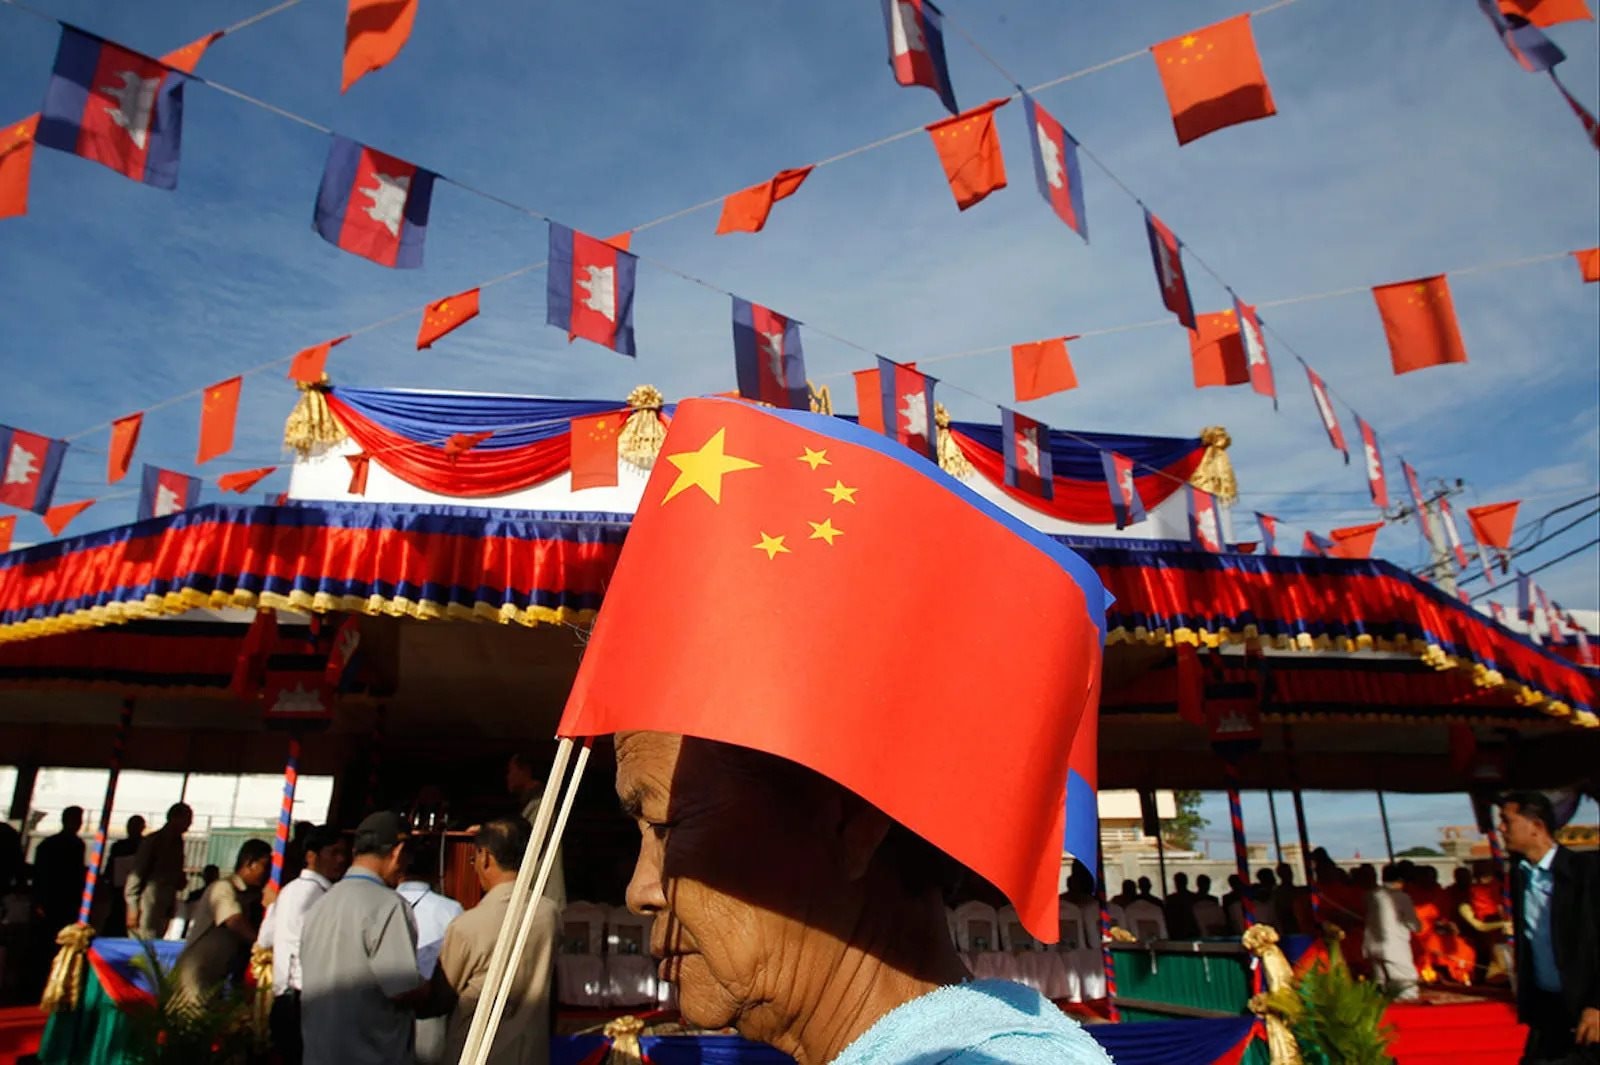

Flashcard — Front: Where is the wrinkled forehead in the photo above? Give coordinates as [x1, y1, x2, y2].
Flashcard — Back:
[614, 731, 687, 814]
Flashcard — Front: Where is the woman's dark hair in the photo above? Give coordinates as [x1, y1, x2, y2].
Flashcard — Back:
[234, 838, 273, 871]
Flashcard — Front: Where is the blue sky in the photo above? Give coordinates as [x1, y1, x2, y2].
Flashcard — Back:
[0, 0, 1595, 853]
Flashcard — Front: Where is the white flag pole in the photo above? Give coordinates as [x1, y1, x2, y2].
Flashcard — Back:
[464, 739, 593, 1065]
[456, 736, 575, 1064]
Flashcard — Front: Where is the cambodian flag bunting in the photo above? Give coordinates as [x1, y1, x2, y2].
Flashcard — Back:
[1303, 530, 1333, 557]
[0, 425, 67, 514]
[877, 356, 937, 460]
[1489, 601, 1509, 626]
[1022, 94, 1087, 241]
[548, 222, 638, 356]
[136, 464, 200, 520]
[1545, 595, 1568, 644]
[1304, 365, 1348, 463]
[732, 297, 808, 410]
[1516, 571, 1534, 621]
[1145, 209, 1195, 329]
[1001, 409, 1053, 500]
[313, 135, 434, 268]
[1233, 297, 1276, 406]
[881, 0, 958, 115]
[37, 27, 186, 189]
[1478, 0, 1566, 72]
[1255, 511, 1279, 555]
[1355, 415, 1387, 508]
[1438, 497, 1471, 570]
[1188, 486, 1223, 552]
[1402, 460, 1434, 545]
[1099, 452, 1147, 529]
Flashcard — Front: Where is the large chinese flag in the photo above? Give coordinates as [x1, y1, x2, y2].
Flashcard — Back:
[925, 99, 1009, 210]
[1372, 275, 1469, 375]
[1150, 15, 1276, 145]
[558, 398, 1108, 943]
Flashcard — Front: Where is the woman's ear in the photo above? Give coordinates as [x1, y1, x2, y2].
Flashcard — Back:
[837, 796, 893, 882]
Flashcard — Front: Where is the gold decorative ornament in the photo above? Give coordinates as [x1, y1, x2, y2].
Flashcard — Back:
[808, 381, 832, 415]
[603, 1014, 647, 1065]
[934, 403, 973, 479]
[249, 945, 274, 1047]
[618, 385, 667, 471]
[40, 923, 94, 1014]
[1190, 425, 1238, 504]
[283, 378, 347, 457]
[1243, 924, 1303, 1064]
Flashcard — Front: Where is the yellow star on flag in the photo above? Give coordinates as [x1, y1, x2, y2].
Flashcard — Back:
[824, 480, 858, 505]
[753, 532, 790, 559]
[661, 427, 761, 505]
[798, 447, 830, 471]
[807, 518, 843, 545]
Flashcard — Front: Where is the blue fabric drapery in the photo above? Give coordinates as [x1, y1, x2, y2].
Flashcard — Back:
[329, 386, 658, 450]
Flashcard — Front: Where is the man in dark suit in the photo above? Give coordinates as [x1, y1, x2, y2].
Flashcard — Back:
[1500, 791, 1600, 1063]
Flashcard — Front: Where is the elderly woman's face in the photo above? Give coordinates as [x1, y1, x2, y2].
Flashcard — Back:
[615, 731, 843, 1031]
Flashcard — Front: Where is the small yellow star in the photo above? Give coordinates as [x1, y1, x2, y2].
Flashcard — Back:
[824, 480, 858, 504]
[798, 447, 830, 471]
[661, 428, 761, 505]
[753, 532, 789, 559]
[1180, 34, 1198, 47]
[807, 519, 843, 546]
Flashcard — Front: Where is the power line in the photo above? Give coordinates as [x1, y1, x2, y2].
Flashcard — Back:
[1469, 538, 1600, 602]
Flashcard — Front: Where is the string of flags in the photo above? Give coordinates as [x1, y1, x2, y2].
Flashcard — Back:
[0, 1, 1594, 570]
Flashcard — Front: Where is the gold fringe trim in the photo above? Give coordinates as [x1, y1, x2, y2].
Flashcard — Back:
[1104, 624, 1595, 726]
[1190, 425, 1238, 504]
[249, 946, 273, 1048]
[934, 403, 972, 479]
[618, 385, 666, 472]
[808, 382, 832, 415]
[0, 587, 597, 647]
[40, 923, 93, 1014]
[283, 380, 346, 457]
[604, 1015, 647, 1065]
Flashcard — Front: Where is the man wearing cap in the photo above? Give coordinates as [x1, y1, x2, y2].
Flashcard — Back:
[537, 398, 1112, 1063]
[299, 812, 431, 1065]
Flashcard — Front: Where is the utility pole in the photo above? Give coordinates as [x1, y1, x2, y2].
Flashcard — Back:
[1389, 478, 1467, 595]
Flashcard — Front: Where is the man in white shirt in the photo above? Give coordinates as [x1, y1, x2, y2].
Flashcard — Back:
[395, 838, 463, 1065]
[1364, 863, 1422, 1001]
[257, 826, 351, 1065]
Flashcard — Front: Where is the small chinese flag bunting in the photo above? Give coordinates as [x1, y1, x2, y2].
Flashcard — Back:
[1187, 310, 1249, 389]
[1150, 15, 1277, 145]
[343, 0, 418, 92]
[444, 431, 492, 459]
[925, 99, 1009, 211]
[1010, 338, 1078, 402]
[570, 411, 624, 490]
[1372, 275, 1469, 375]
[160, 31, 222, 74]
[107, 412, 143, 484]
[346, 453, 371, 495]
[716, 166, 814, 235]
[43, 499, 94, 537]
[288, 336, 348, 384]
[417, 288, 481, 349]
[1329, 522, 1384, 560]
[217, 467, 277, 494]
[0, 115, 39, 221]
[0, 515, 13, 553]
[1576, 247, 1600, 283]
[197, 376, 242, 465]
[1499, 0, 1593, 26]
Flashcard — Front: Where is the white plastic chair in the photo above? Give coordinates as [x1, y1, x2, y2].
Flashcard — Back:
[555, 901, 608, 1008]
[1124, 899, 1168, 943]
[605, 904, 657, 1008]
[1193, 898, 1227, 937]
[1071, 900, 1108, 1001]
[952, 901, 1016, 983]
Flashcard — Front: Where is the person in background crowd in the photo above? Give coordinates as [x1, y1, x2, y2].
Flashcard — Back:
[1163, 872, 1197, 940]
[31, 807, 85, 935]
[300, 811, 436, 1065]
[125, 802, 193, 938]
[1458, 859, 1511, 985]
[1273, 863, 1310, 936]
[258, 825, 351, 1065]
[1499, 791, 1600, 1062]
[172, 839, 272, 1008]
[99, 815, 144, 934]
[281, 821, 316, 886]
[1220, 874, 1247, 934]
[1191, 874, 1225, 937]
[1252, 868, 1279, 929]
[396, 836, 464, 1065]
[505, 752, 567, 910]
[439, 818, 552, 1065]
[1134, 876, 1159, 905]
[0, 822, 21, 896]
[186, 864, 220, 904]
[1111, 879, 1137, 909]
[1364, 863, 1421, 1001]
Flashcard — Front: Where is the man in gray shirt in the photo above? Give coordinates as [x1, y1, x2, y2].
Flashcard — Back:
[300, 812, 429, 1065]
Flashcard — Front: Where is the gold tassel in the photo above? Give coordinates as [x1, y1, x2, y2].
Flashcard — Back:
[1190, 425, 1238, 504]
[618, 385, 667, 472]
[249, 945, 274, 1049]
[283, 379, 346, 457]
[39, 923, 94, 1015]
[808, 382, 832, 415]
[934, 403, 972, 479]
[603, 1015, 647, 1065]
[1242, 925, 1304, 1065]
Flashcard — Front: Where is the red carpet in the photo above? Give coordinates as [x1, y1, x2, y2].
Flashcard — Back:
[0, 1006, 45, 1065]
[1384, 999, 1526, 1064]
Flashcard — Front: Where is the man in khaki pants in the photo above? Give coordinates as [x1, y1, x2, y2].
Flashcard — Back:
[439, 818, 554, 1065]
[124, 803, 193, 938]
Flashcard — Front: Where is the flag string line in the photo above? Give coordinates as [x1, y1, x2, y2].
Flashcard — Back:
[0, 0, 1561, 541]
[3, 0, 1316, 450]
[1466, 537, 1600, 602]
